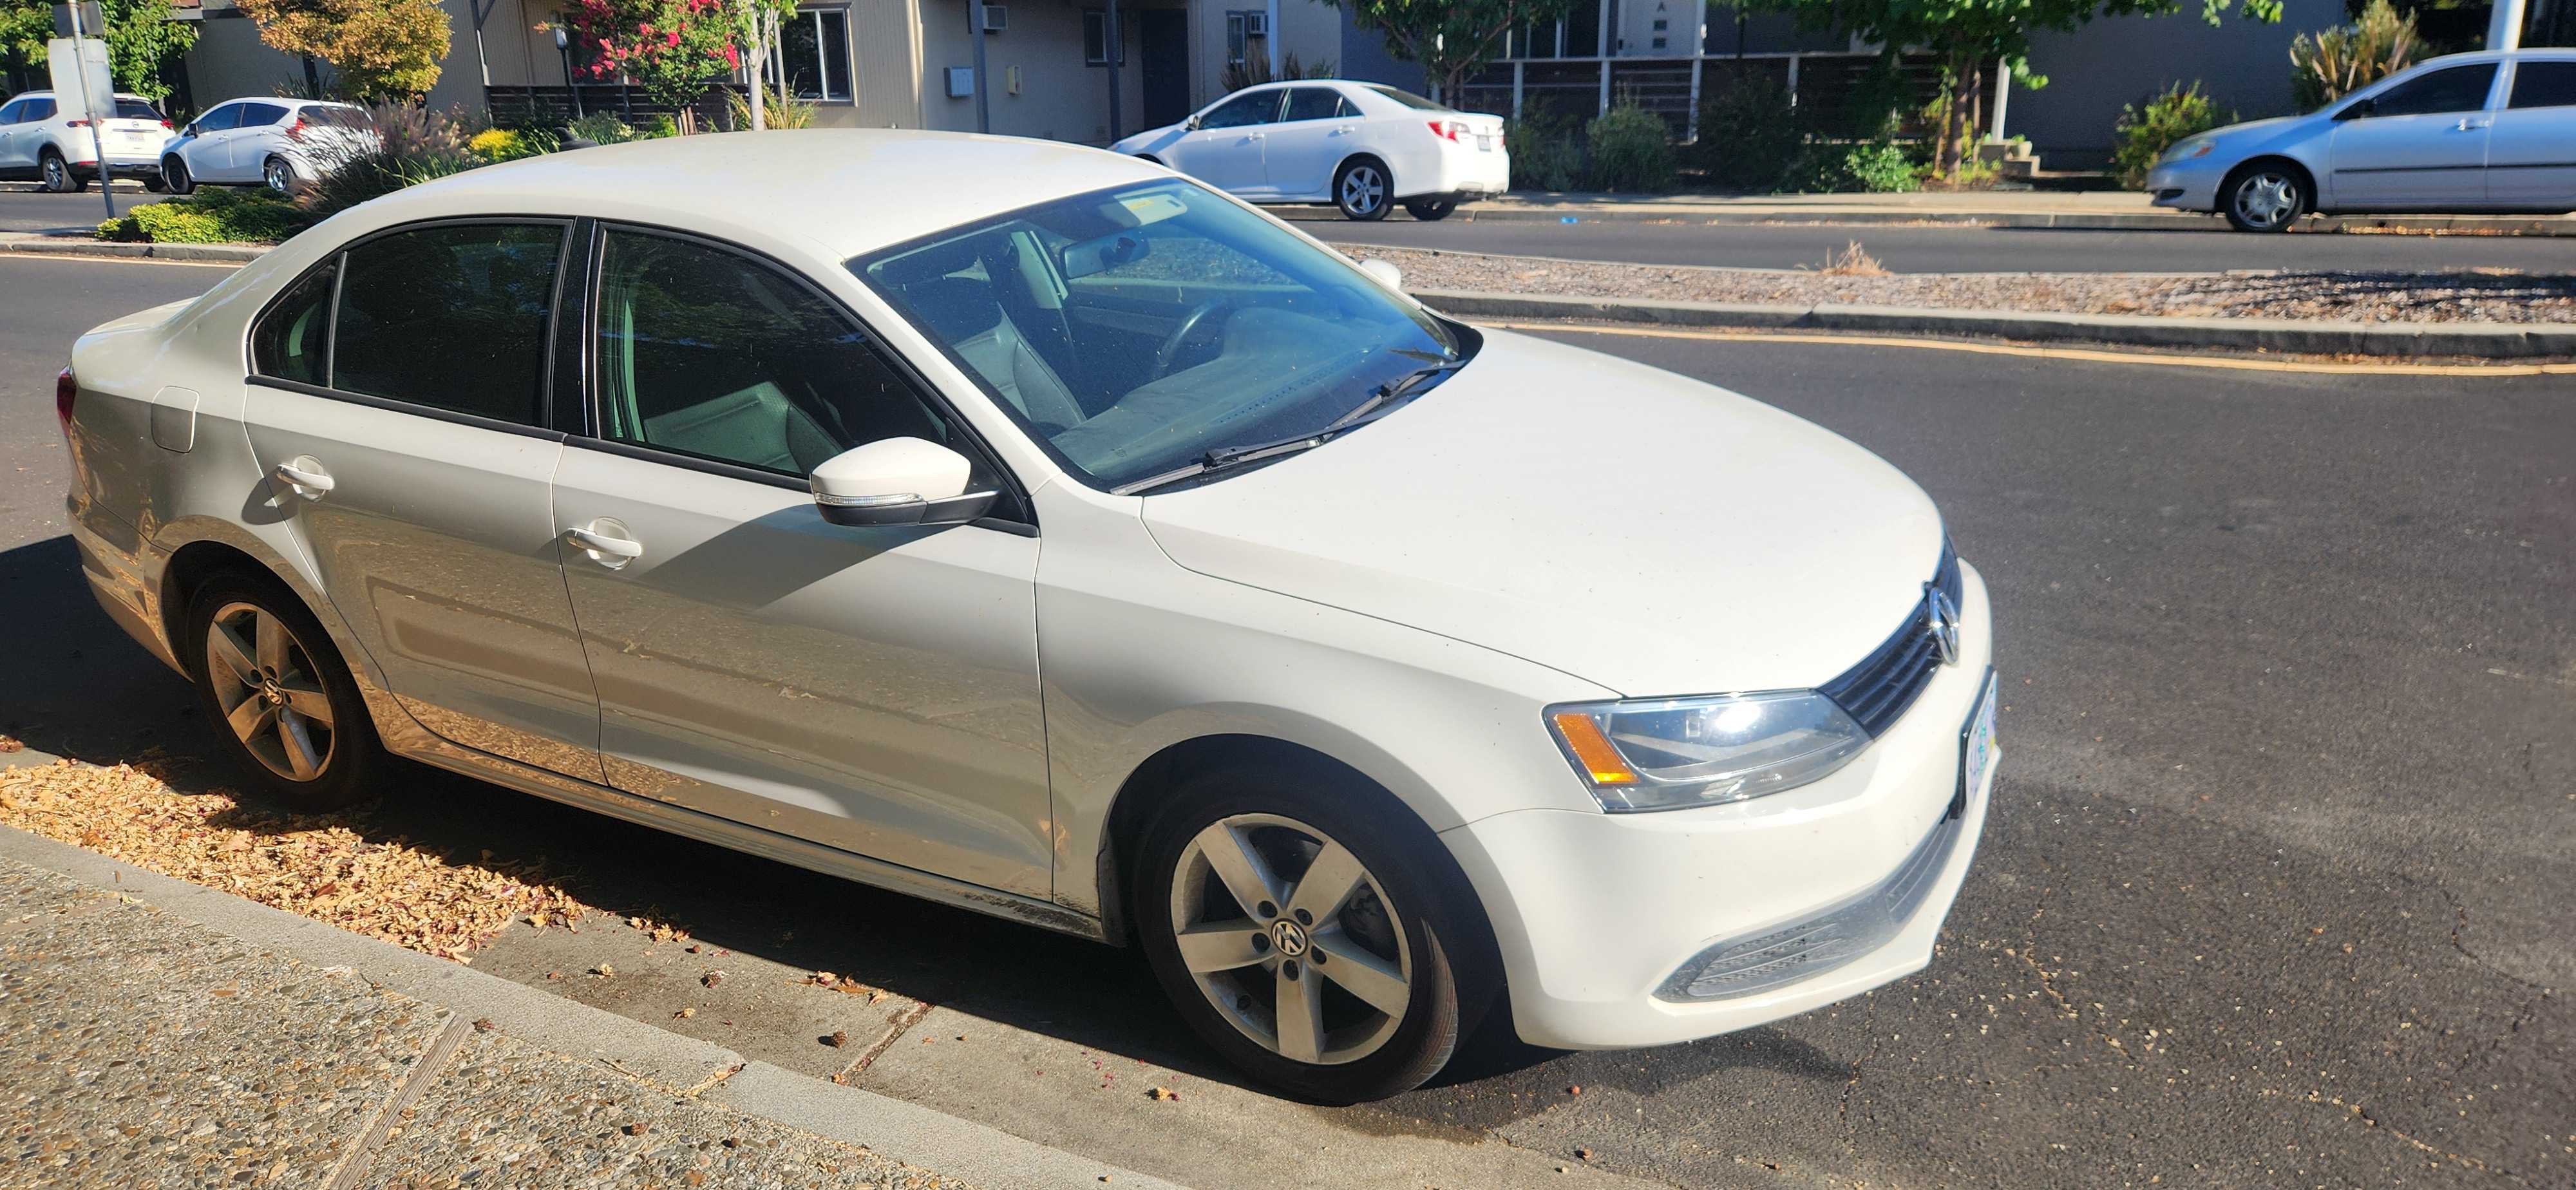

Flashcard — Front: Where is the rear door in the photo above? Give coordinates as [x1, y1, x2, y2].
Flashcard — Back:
[1167, 90, 1278, 194]
[225, 102, 290, 177]
[551, 225, 1053, 896]
[2328, 62, 2499, 209]
[1263, 86, 1355, 200]
[2488, 57, 2576, 209]
[242, 220, 605, 781]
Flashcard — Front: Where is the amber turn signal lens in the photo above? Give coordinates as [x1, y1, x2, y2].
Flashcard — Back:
[1550, 711, 1638, 785]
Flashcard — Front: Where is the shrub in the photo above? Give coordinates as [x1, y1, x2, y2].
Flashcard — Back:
[294, 103, 485, 218]
[1783, 139, 1920, 193]
[2112, 81, 2233, 190]
[565, 111, 645, 144]
[468, 127, 542, 161]
[1220, 50, 1334, 93]
[2292, 0, 2419, 112]
[1505, 106, 1585, 191]
[98, 187, 312, 243]
[1689, 73, 1804, 193]
[725, 83, 818, 130]
[1584, 103, 1675, 193]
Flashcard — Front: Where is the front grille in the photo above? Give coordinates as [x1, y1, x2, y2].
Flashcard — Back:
[1819, 540, 1960, 737]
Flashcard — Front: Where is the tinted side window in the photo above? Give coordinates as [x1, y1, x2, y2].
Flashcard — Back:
[1200, 91, 1279, 128]
[1282, 88, 1342, 122]
[2367, 64, 2499, 117]
[252, 262, 337, 386]
[24, 98, 55, 122]
[2510, 61, 2576, 109]
[593, 230, 952, 477]
[240, 102, 289, 126]
[334, 223, 563, 425]
[195, 104, 240, 132]
[0, 100, 24, 125]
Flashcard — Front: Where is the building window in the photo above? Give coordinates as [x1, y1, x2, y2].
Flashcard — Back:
[1083, 10, 1123, 66]
[770, 6, 852, 102]
[1225, 12, 1245, 65]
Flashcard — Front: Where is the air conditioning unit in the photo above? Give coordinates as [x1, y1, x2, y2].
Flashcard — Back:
[980, 5, 1007, 32]
[1242, 12, 1268, 35]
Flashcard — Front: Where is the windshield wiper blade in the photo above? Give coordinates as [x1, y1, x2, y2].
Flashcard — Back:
[1332, 357, 1467, 430]
[1111, 358, 1468, 496]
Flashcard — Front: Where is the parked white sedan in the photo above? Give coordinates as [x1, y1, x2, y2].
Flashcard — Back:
[60, 131, 1993, 1102]
[1112, 80, 1508, 221]
[160, 97, 375, 194]
[2150, 48, 2576, 231]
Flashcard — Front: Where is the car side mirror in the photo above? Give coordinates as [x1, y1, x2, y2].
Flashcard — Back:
[810, 437, 996, 527]
[1358, 259, 1403, 291]
[1184, 115, 1202, 131]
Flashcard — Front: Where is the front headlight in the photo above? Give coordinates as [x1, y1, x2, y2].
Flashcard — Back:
[2159, 137, 2217, 165]
[1547, 691, 1870, 813]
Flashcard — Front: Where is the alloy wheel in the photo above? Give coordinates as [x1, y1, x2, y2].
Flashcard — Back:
[203, 601, 337, 782]
[2233, 172, 2299, 231]
[265, 157, 292, 193]
[41, 154, 68, 193]
[1340, 165, 1387, 218]
[1168, 813, 1413, 1066]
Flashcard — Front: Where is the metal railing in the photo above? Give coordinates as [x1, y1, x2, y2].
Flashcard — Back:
[1454, 51, 1952, 142]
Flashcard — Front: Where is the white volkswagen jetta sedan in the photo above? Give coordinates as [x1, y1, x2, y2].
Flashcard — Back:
[2148, 48, 2576, 231]
[61, 131, 1995, 1102]
[1110, 80, 1507, 221]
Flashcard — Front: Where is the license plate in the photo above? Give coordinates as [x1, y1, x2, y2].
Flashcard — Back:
[1955, 670, 1998, 816]
[1476, 135, 1495, 151]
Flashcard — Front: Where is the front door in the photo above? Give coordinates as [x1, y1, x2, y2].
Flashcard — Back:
[551, 226, 1052, 896]
[240, 220, 605, 782]
[1168, 89, 1277, 194]
[1139, 10, 1189, 129]
[2329, 62, 2499, 209]
[182, 102, 243, 181]
[0, 97, 29, 175]
[2488, 58, 2576, 208]
[1263, 86, 1355, 200]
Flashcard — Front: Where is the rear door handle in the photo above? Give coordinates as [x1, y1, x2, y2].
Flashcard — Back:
[564, 521, 643, 567]
[272, 457, 333, 498]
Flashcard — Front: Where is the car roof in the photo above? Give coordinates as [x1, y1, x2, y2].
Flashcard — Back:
[6, 91, 155, 100]
[361, 128, 1170, 261]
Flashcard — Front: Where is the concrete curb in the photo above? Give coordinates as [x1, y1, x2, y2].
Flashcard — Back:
[1, 234, 269, 262]
[0, 811, 1179, 1190]
[1413, 288, 2576, 359]
[1279, 205, 2576, 236]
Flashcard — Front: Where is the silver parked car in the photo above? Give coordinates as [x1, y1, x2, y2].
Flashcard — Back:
[2149, 49, 2576, 231]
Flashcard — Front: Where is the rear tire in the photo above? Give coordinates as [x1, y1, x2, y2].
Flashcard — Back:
[263, 155, 294, 194]
[1401, 197, 1459, 222]
[1335, 158, 1392, 222]
[162, 156, 194, 196]
[39, 149, 80, 194]
[142, 173, 168, 194]
[1133, 759, 1493, 1103]
[183, 571, 384, 813]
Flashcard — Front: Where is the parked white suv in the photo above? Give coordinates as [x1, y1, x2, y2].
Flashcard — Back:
[58, 131, 1993, 1103]
[0, 90, 170, 192]
[1112, 80, 1508, 221]
[161, 97, 375, 194]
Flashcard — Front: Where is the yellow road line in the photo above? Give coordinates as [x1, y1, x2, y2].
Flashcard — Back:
[1482, 319, 2576, 377]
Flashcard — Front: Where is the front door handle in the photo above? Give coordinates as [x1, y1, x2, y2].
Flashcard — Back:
[272, 457, 333, 498]
[2454, 118, 2492, 131]
[564, 521, 643, 567]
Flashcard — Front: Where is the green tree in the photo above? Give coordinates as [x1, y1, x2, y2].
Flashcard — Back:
[236, 0, 450, 102]
[1743, 0, 2283, 179]
[3, 0, 200, 102]
[1319, 0, 1580, 100]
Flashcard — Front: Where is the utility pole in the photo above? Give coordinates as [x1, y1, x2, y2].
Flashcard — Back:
[62, 3, 114, 221]
[1104, 0, 1121, 142]
[968, 0, 990, 133]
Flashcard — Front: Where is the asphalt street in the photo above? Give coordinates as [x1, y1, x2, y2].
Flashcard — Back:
[1304, 215, 2576, 275]
[0, 184, 159, 234]
[3, 254, 2568, 1189]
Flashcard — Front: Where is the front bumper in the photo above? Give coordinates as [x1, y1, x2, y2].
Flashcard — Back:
[1444, 562, 1996, 1050]
[2146, 158, 2223, 212]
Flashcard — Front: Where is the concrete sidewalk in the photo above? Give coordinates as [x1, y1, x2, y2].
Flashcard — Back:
[1278, 189, 2576, 236]
[0, 818, 1173, 1189]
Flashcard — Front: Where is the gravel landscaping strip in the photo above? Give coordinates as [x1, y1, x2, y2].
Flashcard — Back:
[1343, 246, 2576, 325]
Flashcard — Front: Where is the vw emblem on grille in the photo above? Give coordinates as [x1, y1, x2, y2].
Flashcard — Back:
[1925, 585, 1962, 666]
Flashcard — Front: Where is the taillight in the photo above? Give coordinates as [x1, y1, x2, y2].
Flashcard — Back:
[55, 368, 77, 433]
[64, 118, 89, 128]
[160, 118, 173, 129]
[1426, 120, 1467, 141]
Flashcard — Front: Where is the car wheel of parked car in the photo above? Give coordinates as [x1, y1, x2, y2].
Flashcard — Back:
[184, 572, 383, 811]
[1336, 158, 1392, 222]
[1401, 198, 1457, 222]
[39, 149, 81, 194]
[162, 156, 193, 196]
[1133, 761, 1490, 1103]
[2222, 162, 2305, 233]
[263, 156, 294, 194]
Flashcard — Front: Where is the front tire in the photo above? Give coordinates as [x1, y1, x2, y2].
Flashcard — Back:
[162, 156, 194, 196]
[1133, 761, 1490, 1102]
[1402, 197, 1459, 222]
[1335, 158, 1392, 222]
[184, 572, 384, 812]
[2222, 163, 2306, 232]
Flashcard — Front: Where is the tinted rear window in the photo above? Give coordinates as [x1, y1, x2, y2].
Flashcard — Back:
[2510, 61, 2576, 109]
[332, 223, 564, 426]
[1366, 85, 1454, 112]
[300, 106, 374, 128]
[115, 99, 163, 120]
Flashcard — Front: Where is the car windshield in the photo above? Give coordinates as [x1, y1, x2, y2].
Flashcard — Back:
[855, 179, 1468, 492]
[1367, 85, 1455, 112]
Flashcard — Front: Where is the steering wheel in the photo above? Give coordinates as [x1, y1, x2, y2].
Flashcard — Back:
[1151, 299, 1236, 379]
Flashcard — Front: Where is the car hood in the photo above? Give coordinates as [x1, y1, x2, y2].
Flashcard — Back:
[1110, 124, 1188, 156]
[1137, 329, 1946, 696]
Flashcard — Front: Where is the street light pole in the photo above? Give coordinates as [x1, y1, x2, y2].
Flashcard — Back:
[968, 0, 991, 133]
[1104, 0, 1122, 142]
[554, 26, 583, 118]
[66, 2, 113, 222]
